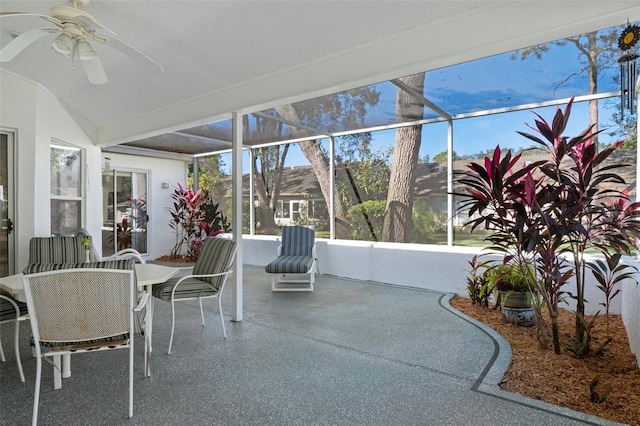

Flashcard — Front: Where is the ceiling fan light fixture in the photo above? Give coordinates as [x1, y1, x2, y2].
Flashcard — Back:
[76, 38, 96, 60]
[52, 32, 74, 56]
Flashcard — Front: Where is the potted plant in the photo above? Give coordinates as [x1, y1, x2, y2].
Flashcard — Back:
[486, 262, 536, 326]
[489, 263, 533, 308]
[81, 236, 92, 262]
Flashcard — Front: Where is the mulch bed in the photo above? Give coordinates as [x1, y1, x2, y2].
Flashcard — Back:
[450, 296, 640, 425]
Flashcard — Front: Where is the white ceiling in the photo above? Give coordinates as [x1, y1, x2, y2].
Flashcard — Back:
[1, 1, 639, 150]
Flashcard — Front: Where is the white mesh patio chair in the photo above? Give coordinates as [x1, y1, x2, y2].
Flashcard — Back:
[0, 292, 28, 382]
[152, 237, 236, 354]
[22, 268, 149, 426]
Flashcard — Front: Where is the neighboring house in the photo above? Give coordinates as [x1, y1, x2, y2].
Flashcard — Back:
[226, 148, 637, 231]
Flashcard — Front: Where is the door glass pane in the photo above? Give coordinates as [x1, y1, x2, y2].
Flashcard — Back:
[0, 134, 9, 276]
[51, 199, 81, 236]
[102, 170, 148, 256]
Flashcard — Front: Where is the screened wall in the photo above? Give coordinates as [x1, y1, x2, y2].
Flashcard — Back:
[118, 22, 639, 247]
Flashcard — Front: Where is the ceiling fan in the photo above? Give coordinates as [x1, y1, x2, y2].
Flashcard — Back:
[0, 0, 163, 85]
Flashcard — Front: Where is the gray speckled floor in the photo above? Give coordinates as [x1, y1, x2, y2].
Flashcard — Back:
[0, 266, 624, 426]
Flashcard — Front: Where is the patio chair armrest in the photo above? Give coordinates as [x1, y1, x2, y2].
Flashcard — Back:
[134, 292, 150, 312]
[0, 294, 22, 318]
[106, 249, 146, 264]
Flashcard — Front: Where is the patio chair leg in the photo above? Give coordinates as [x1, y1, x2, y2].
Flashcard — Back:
[53, 355, 62, 389]
[199, 299, 206, 327]
[32, 355, 42, 426]
[129, 344, 134, 418]
[14, 317, 24, 382]
[0, 336, 5, 362]
[218, 297, 227, 338]
[168, 299, 176, 355]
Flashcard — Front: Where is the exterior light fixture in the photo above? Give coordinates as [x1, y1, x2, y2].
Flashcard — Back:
[617, 22, 639, 119]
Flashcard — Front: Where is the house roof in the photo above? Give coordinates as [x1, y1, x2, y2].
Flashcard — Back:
[1, 1, 638, 155]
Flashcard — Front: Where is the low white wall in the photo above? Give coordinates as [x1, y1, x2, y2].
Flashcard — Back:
[622, 277, 640, 367]
[243, 235, 624, 314]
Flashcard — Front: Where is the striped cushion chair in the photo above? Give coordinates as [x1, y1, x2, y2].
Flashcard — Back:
[28, 236, 85, 264]
[152, 237, 237, 354]
[265, 225, 317, 292]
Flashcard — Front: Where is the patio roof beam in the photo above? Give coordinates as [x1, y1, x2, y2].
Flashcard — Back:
[172, 131, 231, 146]
[102, 145, 193, 162]
[391, 78, 452, 120]
[253, 111, 332, 139]
[451, 92, 621, 120]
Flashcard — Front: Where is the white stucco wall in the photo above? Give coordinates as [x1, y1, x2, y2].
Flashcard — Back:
[105, 153, 187, 261]
[1, 72, 101, 271]
[0, 71, 186, 269]
[622, 275, 640, 368]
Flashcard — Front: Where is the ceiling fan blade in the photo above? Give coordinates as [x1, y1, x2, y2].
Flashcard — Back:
[0, 12, 63, 27]
[82, 56, 108, 85]
[0, 27, 55, 62]
[98, 35, 163, 75]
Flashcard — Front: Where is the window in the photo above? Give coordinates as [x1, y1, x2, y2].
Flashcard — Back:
[291, 201, 300, 222]
[50, 143, 83, 236]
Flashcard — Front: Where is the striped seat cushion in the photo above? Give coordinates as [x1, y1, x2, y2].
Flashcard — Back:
[23, 259, 135, 276]
[265, 226, 315, 274]
[152, 276, 218, 301]
[265, 255, 314, 274]
[29, 237, 84, 264]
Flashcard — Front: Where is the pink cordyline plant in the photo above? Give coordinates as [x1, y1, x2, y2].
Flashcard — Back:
[455, 97, 640, 355]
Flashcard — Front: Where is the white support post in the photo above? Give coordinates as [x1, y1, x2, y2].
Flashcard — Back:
[231, 112, 243, 321]
[636, 75, 640, 260]
[329, 136, 335, 240]
[249, 149, 255, 236]
[193, 157, 199, 191]
[447, 119, 454, 246]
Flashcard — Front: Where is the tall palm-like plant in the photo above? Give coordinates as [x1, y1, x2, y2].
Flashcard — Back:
[167, 183, 231, 259]
[455, 98, 640, 354]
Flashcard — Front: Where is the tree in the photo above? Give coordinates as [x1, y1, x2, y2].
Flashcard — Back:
[274, 86, 380, 239]
[189, 155, 226, 195]
[335, 133, 391, 241]
[244, 112, 289, 233]
[433, 150, 459, 163]
[382, 73, 425, 243]
[513, 27, 623, 147]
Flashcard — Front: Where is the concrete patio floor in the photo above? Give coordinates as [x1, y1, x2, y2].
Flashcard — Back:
[0, 266, 623, 425]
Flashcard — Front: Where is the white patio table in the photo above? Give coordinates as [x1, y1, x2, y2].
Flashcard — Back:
[0, 263, 180, 386]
